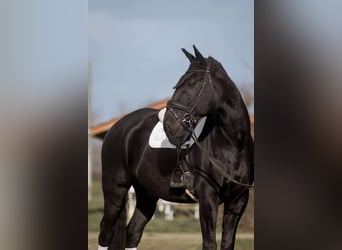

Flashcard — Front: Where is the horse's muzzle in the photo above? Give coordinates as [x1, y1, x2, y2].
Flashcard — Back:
[163, 110, 191, 146]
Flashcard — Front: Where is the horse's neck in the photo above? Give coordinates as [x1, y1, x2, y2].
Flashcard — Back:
[210, 64, 250, 137]
[217, 96, 250, 137]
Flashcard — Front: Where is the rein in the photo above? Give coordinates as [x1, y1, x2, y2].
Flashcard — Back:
[191, 131, 254, 190]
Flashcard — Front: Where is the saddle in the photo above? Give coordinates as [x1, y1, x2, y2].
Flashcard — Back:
[148, 108, 206, 149]
[149, 108, 206, 200]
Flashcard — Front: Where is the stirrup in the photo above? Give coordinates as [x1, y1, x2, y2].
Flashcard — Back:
[170, 167, 185, 188]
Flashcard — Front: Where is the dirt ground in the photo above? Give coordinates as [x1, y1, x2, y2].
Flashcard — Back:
[88, 232, 254, 250]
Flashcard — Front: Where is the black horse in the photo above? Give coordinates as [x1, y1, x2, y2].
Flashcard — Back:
[98, 46, 254, 250]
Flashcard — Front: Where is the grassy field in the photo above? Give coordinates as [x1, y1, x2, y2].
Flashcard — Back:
[89, 178, 254, 249]
[88, 232, 253, 250]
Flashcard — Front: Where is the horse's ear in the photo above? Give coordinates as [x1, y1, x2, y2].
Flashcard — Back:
[193, 45, 206, 64]
[181, 48, 195, 63]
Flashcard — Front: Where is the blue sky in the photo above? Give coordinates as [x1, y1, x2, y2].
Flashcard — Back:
[89, 0, 254, 125]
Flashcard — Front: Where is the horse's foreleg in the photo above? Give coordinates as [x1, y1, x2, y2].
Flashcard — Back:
[126, 191, 158, 249]
[220, 190, 249, 250]
[220, 210, 241, 250]
[198, 192, 220, 250]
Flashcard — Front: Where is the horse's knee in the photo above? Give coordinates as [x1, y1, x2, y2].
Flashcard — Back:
[224, 191, 249, 215]
[224, 207, 243, 217]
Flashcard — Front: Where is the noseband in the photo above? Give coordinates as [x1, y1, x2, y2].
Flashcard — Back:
[166, 65, 212, 131]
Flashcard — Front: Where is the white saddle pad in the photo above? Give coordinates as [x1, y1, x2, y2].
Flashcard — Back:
[149, 108, 207, 149]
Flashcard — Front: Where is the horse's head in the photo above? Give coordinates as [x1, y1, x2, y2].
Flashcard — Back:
[164, 46, 217, 146]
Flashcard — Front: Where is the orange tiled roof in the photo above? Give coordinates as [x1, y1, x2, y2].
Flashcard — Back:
[90, 97, 254, 138]
[89, 98, 170, 137]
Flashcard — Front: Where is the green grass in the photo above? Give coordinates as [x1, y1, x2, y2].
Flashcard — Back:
[88, 179, 104, 232]
[139, 233, 254, 250]
[88, 178, 254, 249]
[146, 217, 201, 233]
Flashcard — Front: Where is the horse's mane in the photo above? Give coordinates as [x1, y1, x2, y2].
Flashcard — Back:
[208, 56, 251, 132]
[209, 57, 244, 100]
[208, 56, 231, 81]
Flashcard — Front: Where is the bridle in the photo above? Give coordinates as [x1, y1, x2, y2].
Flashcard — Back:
[165, 63, 255, 190]
[166, 64, 212, 131]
